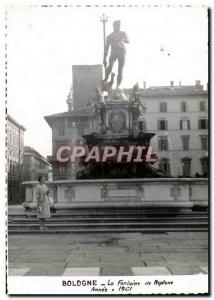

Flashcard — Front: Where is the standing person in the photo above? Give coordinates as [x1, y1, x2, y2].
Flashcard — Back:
[36, 176, 51, 230]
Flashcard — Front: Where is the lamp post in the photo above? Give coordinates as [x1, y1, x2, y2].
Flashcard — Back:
[100, 14, 108, 52]
[100, 14, 108, 75]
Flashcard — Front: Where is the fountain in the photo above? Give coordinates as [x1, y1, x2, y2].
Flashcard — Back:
[77, 83, 161, 179]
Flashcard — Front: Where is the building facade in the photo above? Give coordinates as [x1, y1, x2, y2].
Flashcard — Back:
[45, 80, 208, 179]
[138, 81, 208, 177]
[22, 146, 52, 182]
[45, 108, 92, 180]
[7, 114, 25, 204]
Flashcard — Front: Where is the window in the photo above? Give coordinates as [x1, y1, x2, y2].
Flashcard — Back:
[198, 119, 208, 130]
[9, 161, 12, 173]
[158, 136, 168, 151]
[181, 135, 190, 150]
[181, 158, 191, 177]
[180, 119, 190, 130]
[139, 120, 146, 132]
[21, 137, 24, 148]
[199, 101, 206, 112]
[160, 102, 167, 113]
[200, 157, 208, 176]
[158, 120, 168, 130]
[200, 135, 208, 150]
[181, 101, 187, 112]
[58, 122, 65, 136]
[159, 158, 170, 176]
[59, 166, 66, 174]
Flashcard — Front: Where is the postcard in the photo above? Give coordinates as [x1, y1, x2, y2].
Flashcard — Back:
[6, 4, 209, 295]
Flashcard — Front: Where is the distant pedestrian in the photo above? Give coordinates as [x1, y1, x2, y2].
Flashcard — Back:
[36, 176, 51, 230]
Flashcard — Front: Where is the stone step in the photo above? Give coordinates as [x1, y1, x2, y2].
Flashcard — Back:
[8, 227, 208, 234]
[8, 221, 208, 229]
[8, 210, 208, 218]
[8, 216, 208, 223]
[8, 207, 208, 234]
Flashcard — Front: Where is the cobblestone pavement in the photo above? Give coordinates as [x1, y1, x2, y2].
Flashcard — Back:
[8, 232, 208, 276]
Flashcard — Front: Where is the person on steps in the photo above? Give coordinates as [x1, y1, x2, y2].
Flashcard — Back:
[36, 175, 51, 230]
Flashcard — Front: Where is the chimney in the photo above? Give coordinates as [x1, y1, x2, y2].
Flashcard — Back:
[143, 81, 146, 89]
[170, 81, 174, 87]
[195, 80, 203, 91]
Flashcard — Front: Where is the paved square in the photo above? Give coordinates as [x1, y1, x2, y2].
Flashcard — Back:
[8, 232, 208, 276]
[63, 267, 100, 276]
[8, 268, 30, 276]
[131, 266, 171, 275]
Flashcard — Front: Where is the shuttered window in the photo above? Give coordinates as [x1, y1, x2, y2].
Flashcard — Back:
[181, 102, 187, 112]
[160, 102, 167, 112]
[181, 135, 190, 150]
[158, 136, 168, 150]
[181, 158, 191, 177]
[158, 120, 168, 130]
[200, 135, 208, 150]
[180, 119, 190, 130]
[199, 101, 206, 112]
[198, 119, 208, 129]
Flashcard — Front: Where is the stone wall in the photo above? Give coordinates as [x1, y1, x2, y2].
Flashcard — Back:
[22, 178, 208, 209]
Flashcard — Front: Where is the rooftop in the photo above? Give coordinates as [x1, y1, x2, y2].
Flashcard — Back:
[24, 146, 51, 165]
[125, 82, 208, 97]
[44, 81, 208, 126]
[44, 108, 93, 127]
[7, 114, 26, 131]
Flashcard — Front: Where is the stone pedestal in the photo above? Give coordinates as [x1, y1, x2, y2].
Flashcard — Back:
[22, 178, 208, 210]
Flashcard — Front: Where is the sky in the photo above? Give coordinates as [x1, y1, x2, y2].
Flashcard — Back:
[6, 6, 208, 157]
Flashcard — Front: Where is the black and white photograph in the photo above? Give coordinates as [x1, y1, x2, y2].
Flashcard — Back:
[5, 4, 209, 295]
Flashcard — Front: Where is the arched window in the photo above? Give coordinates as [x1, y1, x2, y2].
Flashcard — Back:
[159, 158, 170, 176]
[200, 157, 208, 176]
[181, 157, 192, 177]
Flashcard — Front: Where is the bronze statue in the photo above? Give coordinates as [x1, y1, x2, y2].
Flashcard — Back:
[103, 20, 129, 89]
